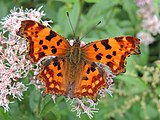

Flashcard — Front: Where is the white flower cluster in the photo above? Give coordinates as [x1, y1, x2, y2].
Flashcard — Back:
[135, 0, 160, 45]
[0, 6, 47, 112]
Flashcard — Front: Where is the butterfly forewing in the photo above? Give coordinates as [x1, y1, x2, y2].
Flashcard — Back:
[82, 36, 140, 75]
[17, 20, 70, 63]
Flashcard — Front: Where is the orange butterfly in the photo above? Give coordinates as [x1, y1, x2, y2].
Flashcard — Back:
[17, 20, 140, 100]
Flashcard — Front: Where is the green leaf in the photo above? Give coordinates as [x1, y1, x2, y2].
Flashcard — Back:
[106, 19, 125, 37]
[125, 56, 139, 75]
[40, 98, 55, 117]
[116, 75, 147, 94]
[138, 44, 149, 66]
[9, 99, 35, 120]
[0, 108, 12, 120]
[147, 104, 158, 119]
[155, 86, 160, 96]
[56, 0, 78, 3]
[57, 6, 71, 37]
[57, 2, 80, 37]
[123, 0, 138, 25]
[69, 2, 81, 35]
[84, 0, 99, 3]
[29, 88, 41, 113]
[40, 96, 67, 120]
[0, 0, 8, 18]
[152, 0, 160, 17]
[79, 0, 119, 35]
[87, 0, 119, 19]
[36, 2, 58, 21]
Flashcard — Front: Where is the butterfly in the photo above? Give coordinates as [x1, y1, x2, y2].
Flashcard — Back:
[17, 20, 140, 100]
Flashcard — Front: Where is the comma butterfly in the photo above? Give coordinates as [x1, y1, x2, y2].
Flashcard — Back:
[17, 20, 140, 100]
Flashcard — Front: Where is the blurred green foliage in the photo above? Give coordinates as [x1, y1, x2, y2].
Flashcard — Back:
[0, 0, 160, 120]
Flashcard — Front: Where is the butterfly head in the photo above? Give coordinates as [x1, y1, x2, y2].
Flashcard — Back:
[72, 36, 81, 47]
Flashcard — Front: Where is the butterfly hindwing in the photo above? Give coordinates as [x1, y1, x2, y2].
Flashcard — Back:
[74, 62, 108, 100]
[37, 58, 67, 96]
[17, 20, 71, 63]
[82, 36, 140, 75]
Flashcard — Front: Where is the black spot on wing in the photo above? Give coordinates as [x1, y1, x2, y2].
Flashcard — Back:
[46, 30, 56, 41]
[58, 63, 61, 70]
[35, 31, 38, 34]
[120, 45, 124, 48]
[82, 76, 89, 80]
[113, 51, 116, 56]
[57, 72, 63, 77]
[96, 54, 102, 60]
[52, 48, 57, 54]
[57, 39, 63, 46]
[115, 37, 123, 42]
[39, 40, 43, 45]
[51, 46, 57, 54]
[91, 65, 96, 72]
[93, 44, 99, 51]
[39, 52, 45, 57]
[106, 55, 112, 59]
[86, 68, 90, 74]
[101, 39, 111, 50]
[53, 62, 58, 67]
[42, 45, 48, 50]
[53, 59, 58, 66]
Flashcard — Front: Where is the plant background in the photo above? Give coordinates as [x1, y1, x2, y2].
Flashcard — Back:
[0, 0, 160, 120]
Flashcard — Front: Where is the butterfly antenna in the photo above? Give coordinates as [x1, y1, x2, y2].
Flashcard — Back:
[67, 12, 76, 38]
[80, 21, 101, 41]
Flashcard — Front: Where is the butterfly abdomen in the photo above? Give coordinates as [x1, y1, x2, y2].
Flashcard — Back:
[63, 58, 85, 98]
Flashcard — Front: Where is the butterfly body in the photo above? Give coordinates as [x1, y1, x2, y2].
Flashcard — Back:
[63, 57, 85, 98]
[67, 39, 82, 64]
[17, 20, 140, 100]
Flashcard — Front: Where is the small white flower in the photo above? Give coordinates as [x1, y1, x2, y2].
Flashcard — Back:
[135, 0, 159, 45]
[136, 31, 155, 45]
[142, 15, 160, 35]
